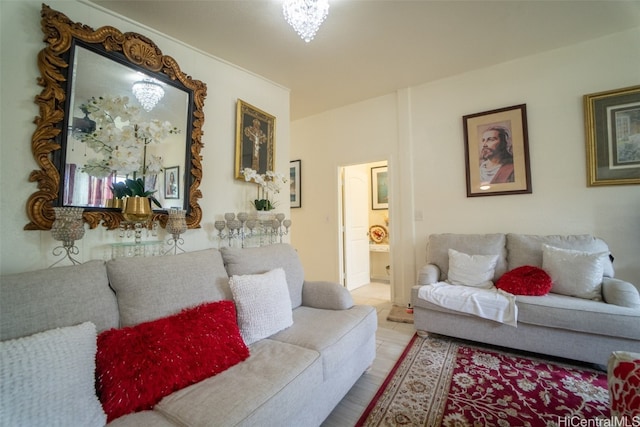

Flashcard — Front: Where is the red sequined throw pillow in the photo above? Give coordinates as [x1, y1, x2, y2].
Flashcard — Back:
[96, 300, 249, 422]
[496, 265, 552, 296]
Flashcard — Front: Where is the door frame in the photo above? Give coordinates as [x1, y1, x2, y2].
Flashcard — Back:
[337, 160, 392, 290]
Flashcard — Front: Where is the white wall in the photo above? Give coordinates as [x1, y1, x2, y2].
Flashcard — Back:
[0, 0, 290, 275]
[292, 27, 640, 305]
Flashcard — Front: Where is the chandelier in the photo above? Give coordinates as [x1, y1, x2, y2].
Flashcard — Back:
[131, 79, 165, 112]
[282, 0, 330, 43]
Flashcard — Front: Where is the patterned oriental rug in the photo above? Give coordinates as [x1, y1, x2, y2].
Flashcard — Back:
[357, 334, 610, 426]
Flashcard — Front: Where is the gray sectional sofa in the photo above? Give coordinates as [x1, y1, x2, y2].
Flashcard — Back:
[411, 233, 640, 366]
[1, 244, 377, 426]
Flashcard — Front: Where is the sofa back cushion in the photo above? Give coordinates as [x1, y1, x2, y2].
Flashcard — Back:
[221, 244, 305, 309]
[506, 234, 614, 277]
[0, 260, 118, 341]
[426, 234, 507, 282]
[107, 248, 231, 326]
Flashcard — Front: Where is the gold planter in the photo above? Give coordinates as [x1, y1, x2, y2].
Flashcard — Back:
[105, 198, 124, 209]
[122, 197, 152, 221]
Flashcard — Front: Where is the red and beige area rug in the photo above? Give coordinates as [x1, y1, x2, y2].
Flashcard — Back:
[357, 334, 610, 426]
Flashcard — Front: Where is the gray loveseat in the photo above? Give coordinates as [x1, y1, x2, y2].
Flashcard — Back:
[1, 244, 377, 426]
[411, 233, 640, 366]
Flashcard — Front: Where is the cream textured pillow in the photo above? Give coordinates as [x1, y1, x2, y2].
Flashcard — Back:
[0, 322, 107, 427]
[542, 244, 608, 300]
[230, 268, 293, 345]
[447, 248, 499, 289]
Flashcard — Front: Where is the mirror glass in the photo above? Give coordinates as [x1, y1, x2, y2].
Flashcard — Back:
[63, 44, 189, 211]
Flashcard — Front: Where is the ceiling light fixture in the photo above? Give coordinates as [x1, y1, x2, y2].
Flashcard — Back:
[132, 79, 165, 112]
[282, 0, 330, 43]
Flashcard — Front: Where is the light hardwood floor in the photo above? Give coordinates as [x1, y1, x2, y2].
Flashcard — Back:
[321, 283, 416, 426]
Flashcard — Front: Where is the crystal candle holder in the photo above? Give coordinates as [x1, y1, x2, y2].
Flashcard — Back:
[50, 207, 85, 267]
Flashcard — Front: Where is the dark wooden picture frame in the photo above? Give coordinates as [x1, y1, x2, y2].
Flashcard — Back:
[290, 160, 301, 208]
[235, 99, 275, 179]
[463, 104, 531, 197]
[371, 166, 389, 210]
[584, 85, 640, 186]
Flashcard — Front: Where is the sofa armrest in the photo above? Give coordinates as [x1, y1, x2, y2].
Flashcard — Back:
[301, 281, 354, 310]
[417, 264, 440, 285]
[602, 277, 640, 309]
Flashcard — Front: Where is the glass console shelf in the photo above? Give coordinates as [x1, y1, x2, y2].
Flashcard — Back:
[111, 241, 164, 259]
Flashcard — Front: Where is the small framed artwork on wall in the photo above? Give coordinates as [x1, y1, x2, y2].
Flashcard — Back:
[235, 99, 275, 179]
[463, 104, 532, 197]
[290, 160, 301, 208]
[164, 166, 179, 199]
[584, 85, 640, 186]
[371, 166, 389, 210]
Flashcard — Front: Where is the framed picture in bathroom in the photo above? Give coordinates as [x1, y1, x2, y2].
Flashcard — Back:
[371, 166, 388, 210]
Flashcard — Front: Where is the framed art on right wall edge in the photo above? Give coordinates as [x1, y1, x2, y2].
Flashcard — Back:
[463, 104, 532, 197]
[290, 159, 301, 208]
[584, 85, 640, 186]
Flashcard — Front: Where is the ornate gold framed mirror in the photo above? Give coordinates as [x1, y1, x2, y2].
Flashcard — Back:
[26, 4, 207, 230]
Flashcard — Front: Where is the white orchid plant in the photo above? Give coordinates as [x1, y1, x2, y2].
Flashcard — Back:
[242, 168, 288, 211]
[77, 95, 179, 179]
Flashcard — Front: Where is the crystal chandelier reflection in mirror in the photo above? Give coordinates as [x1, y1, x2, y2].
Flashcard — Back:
[282, 0, 330, 43]
[131, 78, 165, 111]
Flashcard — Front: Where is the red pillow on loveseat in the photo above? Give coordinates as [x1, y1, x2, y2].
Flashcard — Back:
[496, 265, 552, 296]
[96, 300, 249, 422]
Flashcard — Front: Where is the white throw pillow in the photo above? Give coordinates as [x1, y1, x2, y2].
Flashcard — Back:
[542, 244, 608, 300]
[447, 248, 499, 289]
[0, 322, 107, 427]
[229, 268, 293, 345]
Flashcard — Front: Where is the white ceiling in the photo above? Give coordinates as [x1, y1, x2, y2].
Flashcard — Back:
[91, 0, 640, 120]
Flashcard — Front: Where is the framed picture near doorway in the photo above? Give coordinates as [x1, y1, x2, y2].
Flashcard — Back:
[235, 99, 275, 179]
[290, 159, 301, 208]
[371, 166, 388, 210]
[463, 104, 531, 197]
[584, 85, 640, 186]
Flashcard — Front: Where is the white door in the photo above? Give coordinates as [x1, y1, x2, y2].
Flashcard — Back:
[343, 165, 370, 290]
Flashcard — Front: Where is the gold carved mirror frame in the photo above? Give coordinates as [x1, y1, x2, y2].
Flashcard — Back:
[26, 4, 207, 230]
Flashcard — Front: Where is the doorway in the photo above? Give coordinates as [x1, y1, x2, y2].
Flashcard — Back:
[338, 161, 391, 300]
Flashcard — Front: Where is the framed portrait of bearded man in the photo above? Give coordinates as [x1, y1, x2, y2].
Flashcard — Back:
[463, 104, 532, 197]
[235, 99, 275, 179]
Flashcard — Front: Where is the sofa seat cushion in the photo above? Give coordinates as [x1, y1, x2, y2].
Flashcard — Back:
[107, 410, 177, 427]
[155, 339, 322, 426]
[517, 294, 640, 340]
[270, 305, 377, 379]
[426, 233, 507, 282]
[507, 233, 614, 277]
[107, 249, 231, 326]
[0, 260, 118, 340]
[412, 289, 640, 340]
